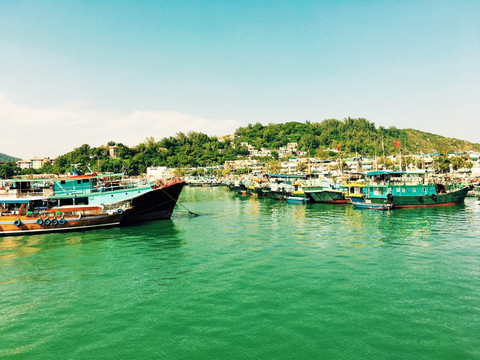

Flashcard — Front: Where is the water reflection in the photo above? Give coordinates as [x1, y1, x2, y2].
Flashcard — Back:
[0, 219, 184, 264]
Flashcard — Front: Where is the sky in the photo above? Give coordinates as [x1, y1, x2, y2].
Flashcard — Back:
[0, 0, 479, 159]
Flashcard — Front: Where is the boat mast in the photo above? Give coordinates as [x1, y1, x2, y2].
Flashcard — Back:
[382, 136, 385, 169]
[399, 147, 402, 171]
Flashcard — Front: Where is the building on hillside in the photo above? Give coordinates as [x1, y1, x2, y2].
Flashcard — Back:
[108, 146, 118, 158]
[249, 148, 272, 157]
[218, 135, 238, 142]
[309, 159, 332, 174]
[224, 159, 259, 171]
[281, 158, 298, 174]
[16, 158, 54, 170]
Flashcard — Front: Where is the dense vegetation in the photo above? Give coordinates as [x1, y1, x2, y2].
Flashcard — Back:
[234, 118, 480, 156]
[1, 118, 479, 178]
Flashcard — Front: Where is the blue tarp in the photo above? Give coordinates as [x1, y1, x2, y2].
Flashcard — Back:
[0, 199, 30, 204]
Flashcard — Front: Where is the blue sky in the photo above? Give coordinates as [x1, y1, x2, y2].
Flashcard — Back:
[0, 0, 479, 158]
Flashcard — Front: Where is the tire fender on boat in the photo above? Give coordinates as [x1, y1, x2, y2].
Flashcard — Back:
[418, 195, 424, 203]
[44, 219, 51, 226]
[36, 218, 43, 225]
[13, 219, 21, 227]
[51, 219, 58, 226]
[58, 218, 66, 225]
[431, 194, 437, 202]
[387, 193, 394, 203]
[117, 208, 124, 215]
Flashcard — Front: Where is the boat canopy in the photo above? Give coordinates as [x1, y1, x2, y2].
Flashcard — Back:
[0, 199, 30, 204]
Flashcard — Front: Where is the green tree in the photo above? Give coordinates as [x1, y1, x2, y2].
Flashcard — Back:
[434, 155, 450, 173]
[0, 161, 20, 178]
[450, 156, 466, 171]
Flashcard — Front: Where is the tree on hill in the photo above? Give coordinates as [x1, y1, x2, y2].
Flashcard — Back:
[3, 118, 478, 176]
[0, 161, 20, 178]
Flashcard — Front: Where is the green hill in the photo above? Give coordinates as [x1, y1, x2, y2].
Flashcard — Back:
[402, 129, 480, 154]
[234, 118, 480, 156]
[0, 152, 20, 162]
[1, 118, 479, 176]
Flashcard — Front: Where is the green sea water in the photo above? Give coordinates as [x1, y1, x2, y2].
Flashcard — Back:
[1, 187, 479, 359]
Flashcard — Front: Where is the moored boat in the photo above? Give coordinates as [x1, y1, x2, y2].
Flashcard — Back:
[352, 200, 393, 211]
[0, 171, 185, 234]
[0, 199, 127, 236]
[303, 178, 348, 204]
[363, 171, 470, 208]
[286, 196, 310, 204]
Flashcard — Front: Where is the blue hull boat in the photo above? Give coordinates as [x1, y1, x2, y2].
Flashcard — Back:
[352, 201, 393, 211]
[286, 196, 310, 204]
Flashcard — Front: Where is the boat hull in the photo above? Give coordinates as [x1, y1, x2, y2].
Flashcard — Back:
[305, 190, 347, 204]
[270, 191, 289, 201]
[0, 210, 124, 236]
[119, 181, 185, 224]
[352, 202, 393, 210]
[286, 196, 310, 204]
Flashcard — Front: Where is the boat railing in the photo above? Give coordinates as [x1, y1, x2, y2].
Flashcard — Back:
[8, 179, 151, 198]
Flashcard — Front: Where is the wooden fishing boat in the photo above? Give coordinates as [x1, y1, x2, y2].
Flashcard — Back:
[0, 198, 128, 236]
[0, 171, 184, 225]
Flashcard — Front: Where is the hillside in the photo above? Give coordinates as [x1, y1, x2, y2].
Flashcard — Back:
[234, 119, 480, 156]
[402, 129, 480, 154]
[0, 152, 20, 162]
[1, 118, 479, 176]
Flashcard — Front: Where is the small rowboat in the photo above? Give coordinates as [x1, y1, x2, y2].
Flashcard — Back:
[352, 201, 393, 211]
[286, 196, 310, 204]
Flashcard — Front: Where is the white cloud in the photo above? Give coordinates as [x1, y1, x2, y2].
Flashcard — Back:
[0, 92, 241, 159]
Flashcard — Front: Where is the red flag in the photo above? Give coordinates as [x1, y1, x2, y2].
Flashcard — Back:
[336, 145, 341, 151]
[394, 140, 401, 147]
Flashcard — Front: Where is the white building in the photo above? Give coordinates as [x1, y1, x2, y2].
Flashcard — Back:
[146, 166, 175, 181]
[224, 159, 260, 171]
[16, 158, 54, 170]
